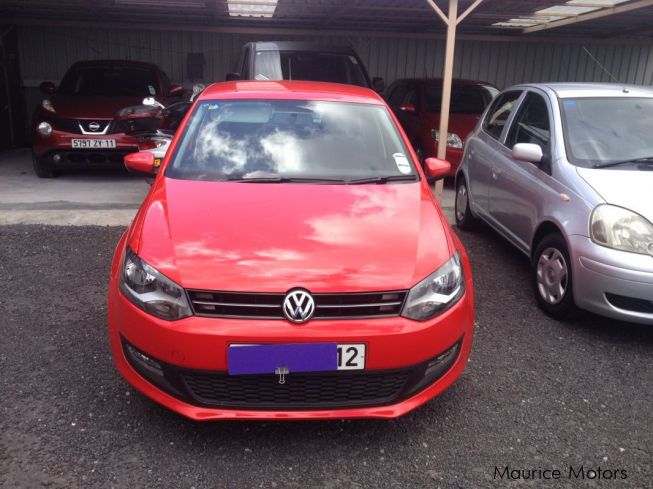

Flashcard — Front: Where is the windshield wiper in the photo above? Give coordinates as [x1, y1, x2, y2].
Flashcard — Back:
[347, 175, 418, 184]
[594, 156, 653, 169]
[227, 176, 347, 184]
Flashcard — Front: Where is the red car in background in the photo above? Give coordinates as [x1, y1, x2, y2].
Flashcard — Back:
[109, 81, 475, 420]
[386, 78, 498, 176]
[31, 60, 182, 178]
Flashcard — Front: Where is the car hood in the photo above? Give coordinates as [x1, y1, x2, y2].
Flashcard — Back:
[50, 94, 145, 119]
[134, 178, 452, 292]
[577, 167, 653, 222]
[424, 113, 481, 139]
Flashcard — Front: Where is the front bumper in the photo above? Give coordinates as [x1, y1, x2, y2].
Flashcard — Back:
[570, 235, 653, 325]
[108, 279, 474, 420]
[32, 129, 140, 166]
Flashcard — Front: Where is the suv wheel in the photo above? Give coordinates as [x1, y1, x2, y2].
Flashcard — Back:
[454, 177, 477, 230]
[32, 153, 60, 178]
[532, 233, 577, 319]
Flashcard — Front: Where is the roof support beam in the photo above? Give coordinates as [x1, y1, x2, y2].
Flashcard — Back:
[524, 0, 653, 33]
[426, 0, 483, 201]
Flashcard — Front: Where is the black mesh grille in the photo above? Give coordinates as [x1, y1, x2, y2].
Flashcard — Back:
[188, 290, 407, 319]
[181, 369, 410, 409]
[45, 149, 134, 165]
[606, 293, 653, 313]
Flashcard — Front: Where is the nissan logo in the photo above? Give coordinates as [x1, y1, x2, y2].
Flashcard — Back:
[88, 121, 101, 131]
[283, 289, 315, 323]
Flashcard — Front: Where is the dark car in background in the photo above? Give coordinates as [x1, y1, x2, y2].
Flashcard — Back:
[31, 59, 183, 178]
[226, 42, 385, 92]
[386, 78, 498, 176]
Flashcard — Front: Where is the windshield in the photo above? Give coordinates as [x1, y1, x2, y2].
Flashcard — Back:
[166, 100, 416, 182]
[560, 97, 653, 168]
[253, 51, 369, 87]
[58, 65, 159, 97]
[425, 84, 498, 114]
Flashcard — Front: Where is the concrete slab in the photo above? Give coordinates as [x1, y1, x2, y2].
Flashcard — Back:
[0, 149, 456, 225]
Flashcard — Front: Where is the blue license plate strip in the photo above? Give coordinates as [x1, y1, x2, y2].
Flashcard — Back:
[228, 343, 338, 375]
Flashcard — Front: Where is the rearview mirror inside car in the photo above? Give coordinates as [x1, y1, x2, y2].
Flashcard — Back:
[399, 103, 416, 113]
[512, 143, 543, 163]
[124, 152, 156, 176]
[39, 81, 56, 94]
[372, 77, 385, 93]
[424, 157, 451, 179]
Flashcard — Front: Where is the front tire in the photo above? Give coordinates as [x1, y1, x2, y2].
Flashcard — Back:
[32, 153, 60, 178]
[454, 177, 477, 230]
[532, 233, 577, 319]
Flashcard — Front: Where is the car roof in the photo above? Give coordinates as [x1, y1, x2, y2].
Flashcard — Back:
[247, 42, 357, 54]
[391, 78, 496, 87]
[199, 81, 385, 105]
[508, 82, 653, 99]
[68, 59, 160, 70]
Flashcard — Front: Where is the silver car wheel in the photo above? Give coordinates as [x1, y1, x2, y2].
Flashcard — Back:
[456, 183, 468, 222]
[536, 247, 568, 305]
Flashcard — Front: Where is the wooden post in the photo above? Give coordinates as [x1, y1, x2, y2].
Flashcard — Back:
[434, 0, 458, 202]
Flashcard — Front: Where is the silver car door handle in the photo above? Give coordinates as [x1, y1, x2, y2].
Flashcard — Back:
[492, 167, 502, 180]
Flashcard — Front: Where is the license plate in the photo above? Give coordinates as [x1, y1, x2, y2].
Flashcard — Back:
[228, 343, 366, 375]
[71, 139, 116, 149]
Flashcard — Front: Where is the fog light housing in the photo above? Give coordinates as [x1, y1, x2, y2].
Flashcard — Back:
[37, 121, 53, 137]
[52, 154, 61, 163]
[124, 342, 163, 377]
[404, 340, 462, 397]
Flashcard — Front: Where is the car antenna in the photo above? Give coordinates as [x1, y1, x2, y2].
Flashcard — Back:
[582, 46, 629, 93]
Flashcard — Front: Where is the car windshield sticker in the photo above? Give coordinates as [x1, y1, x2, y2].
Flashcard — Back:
[148, 85, 156, 96]
[393, 153, 411, 174]
[207, 103, 220, 110]
[564, 100, 576, 107]
[255, 73, 270, 81]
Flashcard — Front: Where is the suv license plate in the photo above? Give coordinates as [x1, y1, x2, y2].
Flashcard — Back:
[71, 139, 116, 149]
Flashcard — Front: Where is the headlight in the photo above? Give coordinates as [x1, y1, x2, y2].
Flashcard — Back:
[591, 204, 653, 256]
[431, 129, 463, 149]
[41, 99, 55, 113]
[402, 252, 465, 321]
[37, 121, 52, 137]
[119, 247, 192, 320]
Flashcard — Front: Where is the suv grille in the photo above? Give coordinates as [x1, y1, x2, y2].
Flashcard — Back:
[50, 118, 128, 135]
[182, 370, 410, 409]
[187, 290, 407, 319]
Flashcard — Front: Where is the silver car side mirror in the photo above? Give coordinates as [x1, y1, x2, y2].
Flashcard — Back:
[512, 143, 543, 163]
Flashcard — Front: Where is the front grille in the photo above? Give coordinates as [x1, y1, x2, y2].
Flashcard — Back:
[50, 118, 127, 135]
[188, 290, 407, 319]
[182, 369, 410, 409]
[606, 293, 653, 313]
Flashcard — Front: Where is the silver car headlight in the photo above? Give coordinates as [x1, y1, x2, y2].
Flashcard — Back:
[591, 204, 653, 256]
[120, 247, 192, 321]
[431, 129, 463, 149]
[402, 252, 465, 321]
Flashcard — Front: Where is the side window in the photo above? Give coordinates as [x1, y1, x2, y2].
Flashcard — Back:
[483, 91, 522, 141]
[505, 92, 551, 149]
[388, 84, 408, 107]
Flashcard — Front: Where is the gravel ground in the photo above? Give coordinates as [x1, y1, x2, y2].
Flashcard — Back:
[1, 224, 651, 489]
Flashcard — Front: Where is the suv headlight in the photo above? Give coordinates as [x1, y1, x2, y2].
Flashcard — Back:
[402, 252, 465, 321]
[431, 129, 463, 149]
[120, 247, 192, 320]
[591, 204, 653, 256]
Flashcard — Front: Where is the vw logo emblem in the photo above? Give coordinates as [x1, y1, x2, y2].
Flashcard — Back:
[88, 121, 100, 131]
[283, 289, 315, 323]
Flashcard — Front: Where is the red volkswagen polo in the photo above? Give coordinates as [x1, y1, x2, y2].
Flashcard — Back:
[108, 81, 474, 420]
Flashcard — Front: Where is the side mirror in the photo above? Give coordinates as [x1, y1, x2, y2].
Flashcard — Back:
[399, 103, 416, 113]
[225, 72, 241, 82]
[512, 143, 543, 163]
[124, 152, 156, 176]
[372, 77, 385, 92]
[424, 157, 451, 179]
[169, 84, 184, 97]
[40, 81, 56, 94]
[142, 97, 165, 109]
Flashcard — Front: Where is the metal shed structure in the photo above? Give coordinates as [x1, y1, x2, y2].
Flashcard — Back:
[2, 0, 653, 171]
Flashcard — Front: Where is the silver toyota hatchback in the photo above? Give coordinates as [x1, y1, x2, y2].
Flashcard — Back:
[455, 83, 653, 324]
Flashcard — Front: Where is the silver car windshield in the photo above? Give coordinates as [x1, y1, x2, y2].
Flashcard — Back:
[166, 100, 416, 182]
[560, 97, 653, 168]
